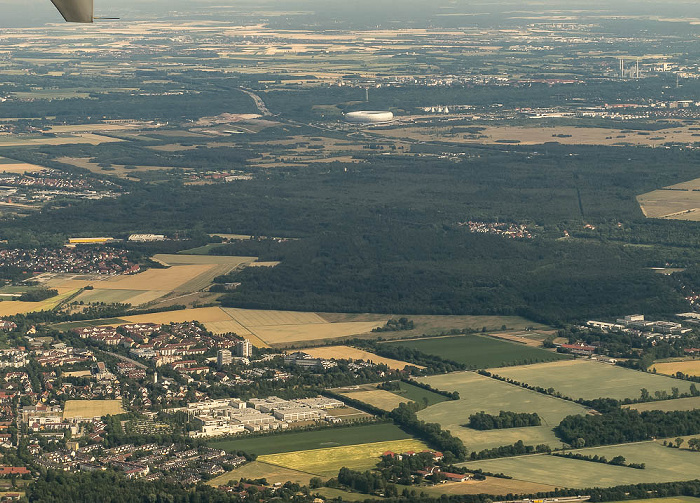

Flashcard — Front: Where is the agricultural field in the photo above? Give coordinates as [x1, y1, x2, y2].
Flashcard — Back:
[318, 313, 549, 338]
[606, 498, 700, 503]
[0, 133, 122, 147]
[493, 360, 694, 400]
[56, 156, 176, 180]
[246, 322, 384, 346]
[377, 124, 700, 147]
[415, 477, 556, 496]
[460, 441, 700, 488]
[208, 423, 410, 456]
[62, 370, 92, 378]
[63, 399, 124, 420]
[623, 396, 700, 412]
[258, 439, 428, 477]
[390, 381, 449, 408]
[651, 360, 700, 377]
[151, 254, 258, 292]
[324, 407, 372, 421]
[206, 461, 314, 487]
[637, 188, 700, 221]
[0, 287, 80, 316]
[336, 386, 412, 411]
[73, 288, 165, 306]
[111, 306, 233, 325]
[67, 255, 257, 307]
[382, 334, 568, 368]
[220, 308, 328, 327]
[296, 345, 420, 370]
[0, 157, 47, 174]
[417, 372, 589, 451]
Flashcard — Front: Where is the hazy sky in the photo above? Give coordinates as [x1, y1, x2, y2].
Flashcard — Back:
[3, 0, 700, 29]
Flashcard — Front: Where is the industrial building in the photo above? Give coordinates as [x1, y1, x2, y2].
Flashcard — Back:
[344, 110, 394, 124]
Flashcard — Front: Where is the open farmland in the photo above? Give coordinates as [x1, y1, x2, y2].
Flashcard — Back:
[206, 461, 314, 487]
[377, 124, 700, 147]
[417, 477, 556, 496]
[392, 381, 449, 407]
[417, 372, 589, 451]
[111, 306, 233, 325]
[258, 439, 429, 477]
[73, 288, 166, 306]
[335, 386, 412, 411]
[297, 345, 420, 370]
[383, 334, 568, 368]
[63, 399, 124, 420]
[152, 254, 258, 292]
[624, 396, 700, 412]
[249, 322, 384, 346]
[318, 313, 549, 338]
[651, 360, 700, 377]
[493, 360, 694, 400]
[208, 423, 411, 456]
[0, 287, 80, 316]
[221, 308, 327, 327]
[0, 133, 122, 147]
[69, 255, 258, 307]
[460, 441, 700, 488]
[0, 158, 47, 174]
[56, 156, 176, 179]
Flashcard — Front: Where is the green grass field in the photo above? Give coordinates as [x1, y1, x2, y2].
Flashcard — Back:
[493, 360, 694, 401]
[383, 335, 568, 368]
[389, 381, 449, 407]
[417, 372, 589, 451]
[207, 423, 412, 456]
[460, 441, 700, 488]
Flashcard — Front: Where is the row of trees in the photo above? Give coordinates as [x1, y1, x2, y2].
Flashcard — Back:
[467, 411, 541, 430]
[552, 452, 645, 469]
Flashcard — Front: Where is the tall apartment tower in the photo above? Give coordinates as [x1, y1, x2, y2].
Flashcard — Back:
[235, 339, 253, 358]
[217, 349, 233, 367]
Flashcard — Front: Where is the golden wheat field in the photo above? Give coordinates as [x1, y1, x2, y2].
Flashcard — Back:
[63, 399, 124, 419]
[0, 161, 48, 174]
[114, 306, 233, 325]
[221, 307, 327, 326]
[651, 360, 700, 377]
[202, 319, 253, 336]
[250, 321, 384, 345]
[95, 265, 215, 291]
[337, 389, 410, 411]
[298, 345, 420, 370]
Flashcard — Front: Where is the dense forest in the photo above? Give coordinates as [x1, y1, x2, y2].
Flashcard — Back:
[5, 139, 700, 323]
[555, 409, 700, 446]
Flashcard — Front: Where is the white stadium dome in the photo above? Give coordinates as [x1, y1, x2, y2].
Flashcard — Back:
[343, 110, 394, 124]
